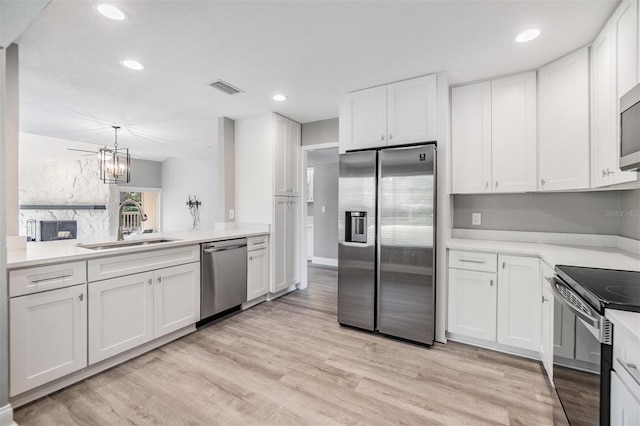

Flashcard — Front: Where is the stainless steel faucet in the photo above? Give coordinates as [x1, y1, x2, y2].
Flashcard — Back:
[117, 200, 148, 241]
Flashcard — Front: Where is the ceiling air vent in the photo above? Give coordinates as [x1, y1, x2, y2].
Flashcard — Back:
[209, 80, 243, 95]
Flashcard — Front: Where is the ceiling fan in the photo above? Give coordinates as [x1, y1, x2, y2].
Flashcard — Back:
[66, 147, 98, 156]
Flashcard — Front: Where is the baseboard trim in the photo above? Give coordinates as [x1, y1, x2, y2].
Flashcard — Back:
[447, 332, 541, 362]
[267, 285, 297, 301]
[242, 294, 268, 310]
[312, 256, 338, 267]
[0, 404, 13, 426]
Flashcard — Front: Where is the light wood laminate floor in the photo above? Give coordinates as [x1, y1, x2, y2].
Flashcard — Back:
[15, 265, 556, 425]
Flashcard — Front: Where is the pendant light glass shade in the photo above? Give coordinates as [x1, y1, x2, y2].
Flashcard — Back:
[99, 126, 130, 184]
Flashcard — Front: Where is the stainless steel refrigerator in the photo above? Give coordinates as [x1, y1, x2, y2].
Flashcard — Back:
[338, 144, 436, 346]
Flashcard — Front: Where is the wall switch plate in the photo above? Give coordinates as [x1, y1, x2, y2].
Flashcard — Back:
[229, 209, 235, 220]
[321, 205, 326, 213]
[472, 213, 482, 226]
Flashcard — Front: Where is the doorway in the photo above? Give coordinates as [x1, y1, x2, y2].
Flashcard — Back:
[300, 143, 339, 289]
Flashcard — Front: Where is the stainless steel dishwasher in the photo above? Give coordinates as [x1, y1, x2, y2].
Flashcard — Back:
[200, 238, 247, 320]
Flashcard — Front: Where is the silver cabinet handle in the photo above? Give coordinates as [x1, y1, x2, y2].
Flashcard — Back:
[490, 280, 493, 286]
[502, 261, 506, 269]
[157, 276, 162, 283]
[602, 169, 607, 178]
[381, 135, 385, 141]
[603, 168, 613, 177]
[249, 256, 253, 261]
[541, 178, 546, 186]
[31, 273, 73, 283]
[485, 182, 489, 190]
[79, 293, 84, 302]
[495, 181, 499, 189]
[618, 359, 640, 386]
[147, 278, 153, 285]
[459, 259, 486, 264]
[389, 134, 393, 140]
[541, 296, 549, 303]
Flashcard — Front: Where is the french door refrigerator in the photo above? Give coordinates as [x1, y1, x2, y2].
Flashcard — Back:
[338, 144, 436, 346]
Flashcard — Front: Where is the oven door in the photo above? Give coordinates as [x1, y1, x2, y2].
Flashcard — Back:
[550, 276, 612, 426]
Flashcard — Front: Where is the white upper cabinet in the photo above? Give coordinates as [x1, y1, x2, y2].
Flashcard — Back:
[592, 0, 640, 186]
[491, 72, 537, 193]
[538, 47, 590, 191]
[274, 114, 302, 196]
[451, 72, 536, 193]
[451, 82, 492, 193]
[340, 74, 437, 152]
[387, 75, 438, 145]
[340, 86, 387, 151]
[616, 0, 639, 98]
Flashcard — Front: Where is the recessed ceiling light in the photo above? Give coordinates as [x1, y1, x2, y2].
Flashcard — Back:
[515, 29, 541, 43]
[273, 94, 287, 101]
[121, 59, 144, 70]
[96, 4, 126, 21]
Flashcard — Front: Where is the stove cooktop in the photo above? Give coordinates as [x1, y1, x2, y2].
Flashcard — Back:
[555, 265, 640, 314]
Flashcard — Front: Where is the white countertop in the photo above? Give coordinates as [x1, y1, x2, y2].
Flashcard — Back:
[7, 225, 270, 269]
[606, 309, 640, 339]
[448, 238, 640, 272]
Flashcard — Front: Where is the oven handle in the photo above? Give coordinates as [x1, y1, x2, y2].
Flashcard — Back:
[546, 276, 600, 330]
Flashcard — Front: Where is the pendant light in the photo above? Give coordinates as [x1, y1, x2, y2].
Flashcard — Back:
[99, 125, 130, 184]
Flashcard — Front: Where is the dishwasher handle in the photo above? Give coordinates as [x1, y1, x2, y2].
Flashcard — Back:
[203, 244, 246, 253]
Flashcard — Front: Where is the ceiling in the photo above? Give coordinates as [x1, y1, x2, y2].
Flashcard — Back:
[16, 0, 618, 162]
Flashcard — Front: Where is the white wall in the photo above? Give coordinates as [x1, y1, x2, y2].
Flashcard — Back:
[161, 157, 215, 232]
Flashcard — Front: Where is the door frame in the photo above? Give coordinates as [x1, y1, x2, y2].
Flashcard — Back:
[299, 142, 339, 289]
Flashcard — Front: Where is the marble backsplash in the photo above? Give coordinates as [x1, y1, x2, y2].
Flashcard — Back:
[19, 158, 119, 240]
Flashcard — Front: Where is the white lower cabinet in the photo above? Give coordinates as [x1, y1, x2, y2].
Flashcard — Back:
[153, 263, 200, 338]
[540, 263, 555, 381]
[89, 263, 200, 364]
[496, 255, 540, 351]
[247, 248, 269, 301]
[10, 283, 87, 396]
[273, 196, 301, 293]
[447, 250, 542, 354]
[89, 272, 155, 364]
[611, 371, 640, 426]
[447, 268, 497, 341]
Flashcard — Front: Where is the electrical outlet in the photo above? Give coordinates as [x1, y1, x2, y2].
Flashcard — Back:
[472, 213, 482, 226]
[321, 205, 326, 213]
[229, 209, 235, 220]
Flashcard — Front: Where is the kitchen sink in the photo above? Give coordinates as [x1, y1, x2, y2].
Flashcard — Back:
[76, 238, 180, 250]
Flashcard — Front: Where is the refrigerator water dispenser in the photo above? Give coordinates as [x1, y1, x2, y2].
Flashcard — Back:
[345, 211, 367, 243]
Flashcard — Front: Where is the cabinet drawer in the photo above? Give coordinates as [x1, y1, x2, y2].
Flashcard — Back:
[448, 250, 497, 272]
[9, 261, 87, 297]
[248, 235, 269, 252]
[88, 245, 200, 282]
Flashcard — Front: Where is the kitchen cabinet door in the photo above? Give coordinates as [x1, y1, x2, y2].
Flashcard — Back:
[591, 22, 619, 187]
[285, 197, 302, 287]
[496, 255, 540, 351]
[387, 74, 438, 146]
[10, 284, 87, 396]
[491, 72, 537, 193]
[613, 0, 640, 185]
[538, 47, 590, 191]
[611, 370, 640, 426]
[451, 82, 492, 194]
[88, 271, 154, 365]
[153, 263, 200, 338]
[616, 0, 639, 98]
[272, 196, 301, 293]
[274, 115, 302, 196]
[247, 247, 269, 301]
[540, 263, 555, 382]
[272, 197, 288, 293]
[286, 118, 302, 196]
[447, 268, 497, 341]
[340, 86, 387, 152]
